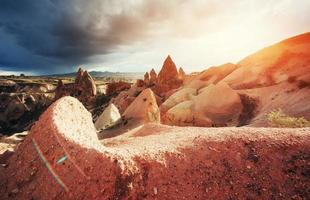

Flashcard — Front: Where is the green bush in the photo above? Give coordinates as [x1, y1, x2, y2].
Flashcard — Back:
[267, 109, 310, 128]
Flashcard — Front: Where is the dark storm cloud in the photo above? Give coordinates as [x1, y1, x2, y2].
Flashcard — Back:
[0, 0, 192, 74]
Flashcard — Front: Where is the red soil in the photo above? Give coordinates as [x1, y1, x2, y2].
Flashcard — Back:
[0, 97, 309, 199]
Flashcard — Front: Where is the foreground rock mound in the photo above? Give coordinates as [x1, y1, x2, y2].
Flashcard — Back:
[0, 96, 309, 199]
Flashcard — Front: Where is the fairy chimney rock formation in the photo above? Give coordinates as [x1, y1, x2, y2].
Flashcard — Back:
[152, 55, 183, 95]
[178, 67, 186, 80]
[54, 79, 68, 100]
[75, 68, 84, 84]
[144, 72, 150, 85]
[149, 68, 157, 84]
[157, 55, 179, 85]
[54, 68, 97, 105]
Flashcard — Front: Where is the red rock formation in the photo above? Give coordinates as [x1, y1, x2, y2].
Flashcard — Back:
[153, 55, 183, 95]
[105, 81, 131, 96]
[75, 70, 97, 97]
[178, 67, 186, 81]
[163, 82, 242, 127]
[144, 72, 150, 85]
[1, 96, 309, 199]
[123, 88, 160, 124]
[75, 68, 84, 85]
[157, 55, 179, 85]
[54, 68, 97, 105]
[54, 80, 68, 100]
[135, 79, 145, 87]
[149, 68, 157, 85]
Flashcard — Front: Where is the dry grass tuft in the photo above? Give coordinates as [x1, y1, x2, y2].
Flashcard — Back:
[267, 109, 310, 128]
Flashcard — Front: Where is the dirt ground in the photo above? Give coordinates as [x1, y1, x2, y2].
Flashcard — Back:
[0, 97, 309, 200]
[1, 123, 309, 199]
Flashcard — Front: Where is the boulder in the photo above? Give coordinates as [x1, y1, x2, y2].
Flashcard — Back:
[110, 84, 145, 114]
[123, 88, 160, 123]
[193, 82, 242, 126]
[95, 104, 121, 130]
[164, 101, 196, 126]
[164, 82, 242, 127]
[161, 87, 197, 113]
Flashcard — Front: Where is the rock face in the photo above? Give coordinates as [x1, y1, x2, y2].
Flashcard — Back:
[160, 87, 197, 113]
[105, 81, 131, 96]
[54, 80, 70, 100]
[162, 33, 310, 127]
[157, 56, 179, 84]
[123, 88, 160, 124]
[222, 32, 310, 89]
[102, 89, 162, 139]
[0, 97, 309, 199]
[146, 56, 183, 96]
[75, 69, 97, 98]
[0, 79, 18, 93]
[110, 81, 145, 114]
[178, 67, 186, 81]
[0, 93, 53, 134]
[144, 72, 150, 85]
[156, 56, 183, 92]
[163, 82, 242, 126]
[194, 82, 242, 126]
[149, 68, 157, 85]
[198, 63, 236, 83]
[54, 68, 97, 105]
[94, 103, 121, 130]
[110, 56, 182, 114]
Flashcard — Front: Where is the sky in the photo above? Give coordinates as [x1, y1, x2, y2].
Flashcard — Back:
[0, 0, 309, 75]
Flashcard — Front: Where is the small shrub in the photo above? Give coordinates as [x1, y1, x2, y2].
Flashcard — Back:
[95, 94, 110, 107]
[267, 109, 310, 128]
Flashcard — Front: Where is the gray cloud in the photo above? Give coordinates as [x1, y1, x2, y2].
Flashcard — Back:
[0, 0, 205, 73]
[1, 0, 309, 74]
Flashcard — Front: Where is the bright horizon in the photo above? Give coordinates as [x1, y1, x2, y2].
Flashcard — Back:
[0, 0, 310, 75]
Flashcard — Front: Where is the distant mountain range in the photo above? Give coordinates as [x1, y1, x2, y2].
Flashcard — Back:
[48, 71, 144, 79]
